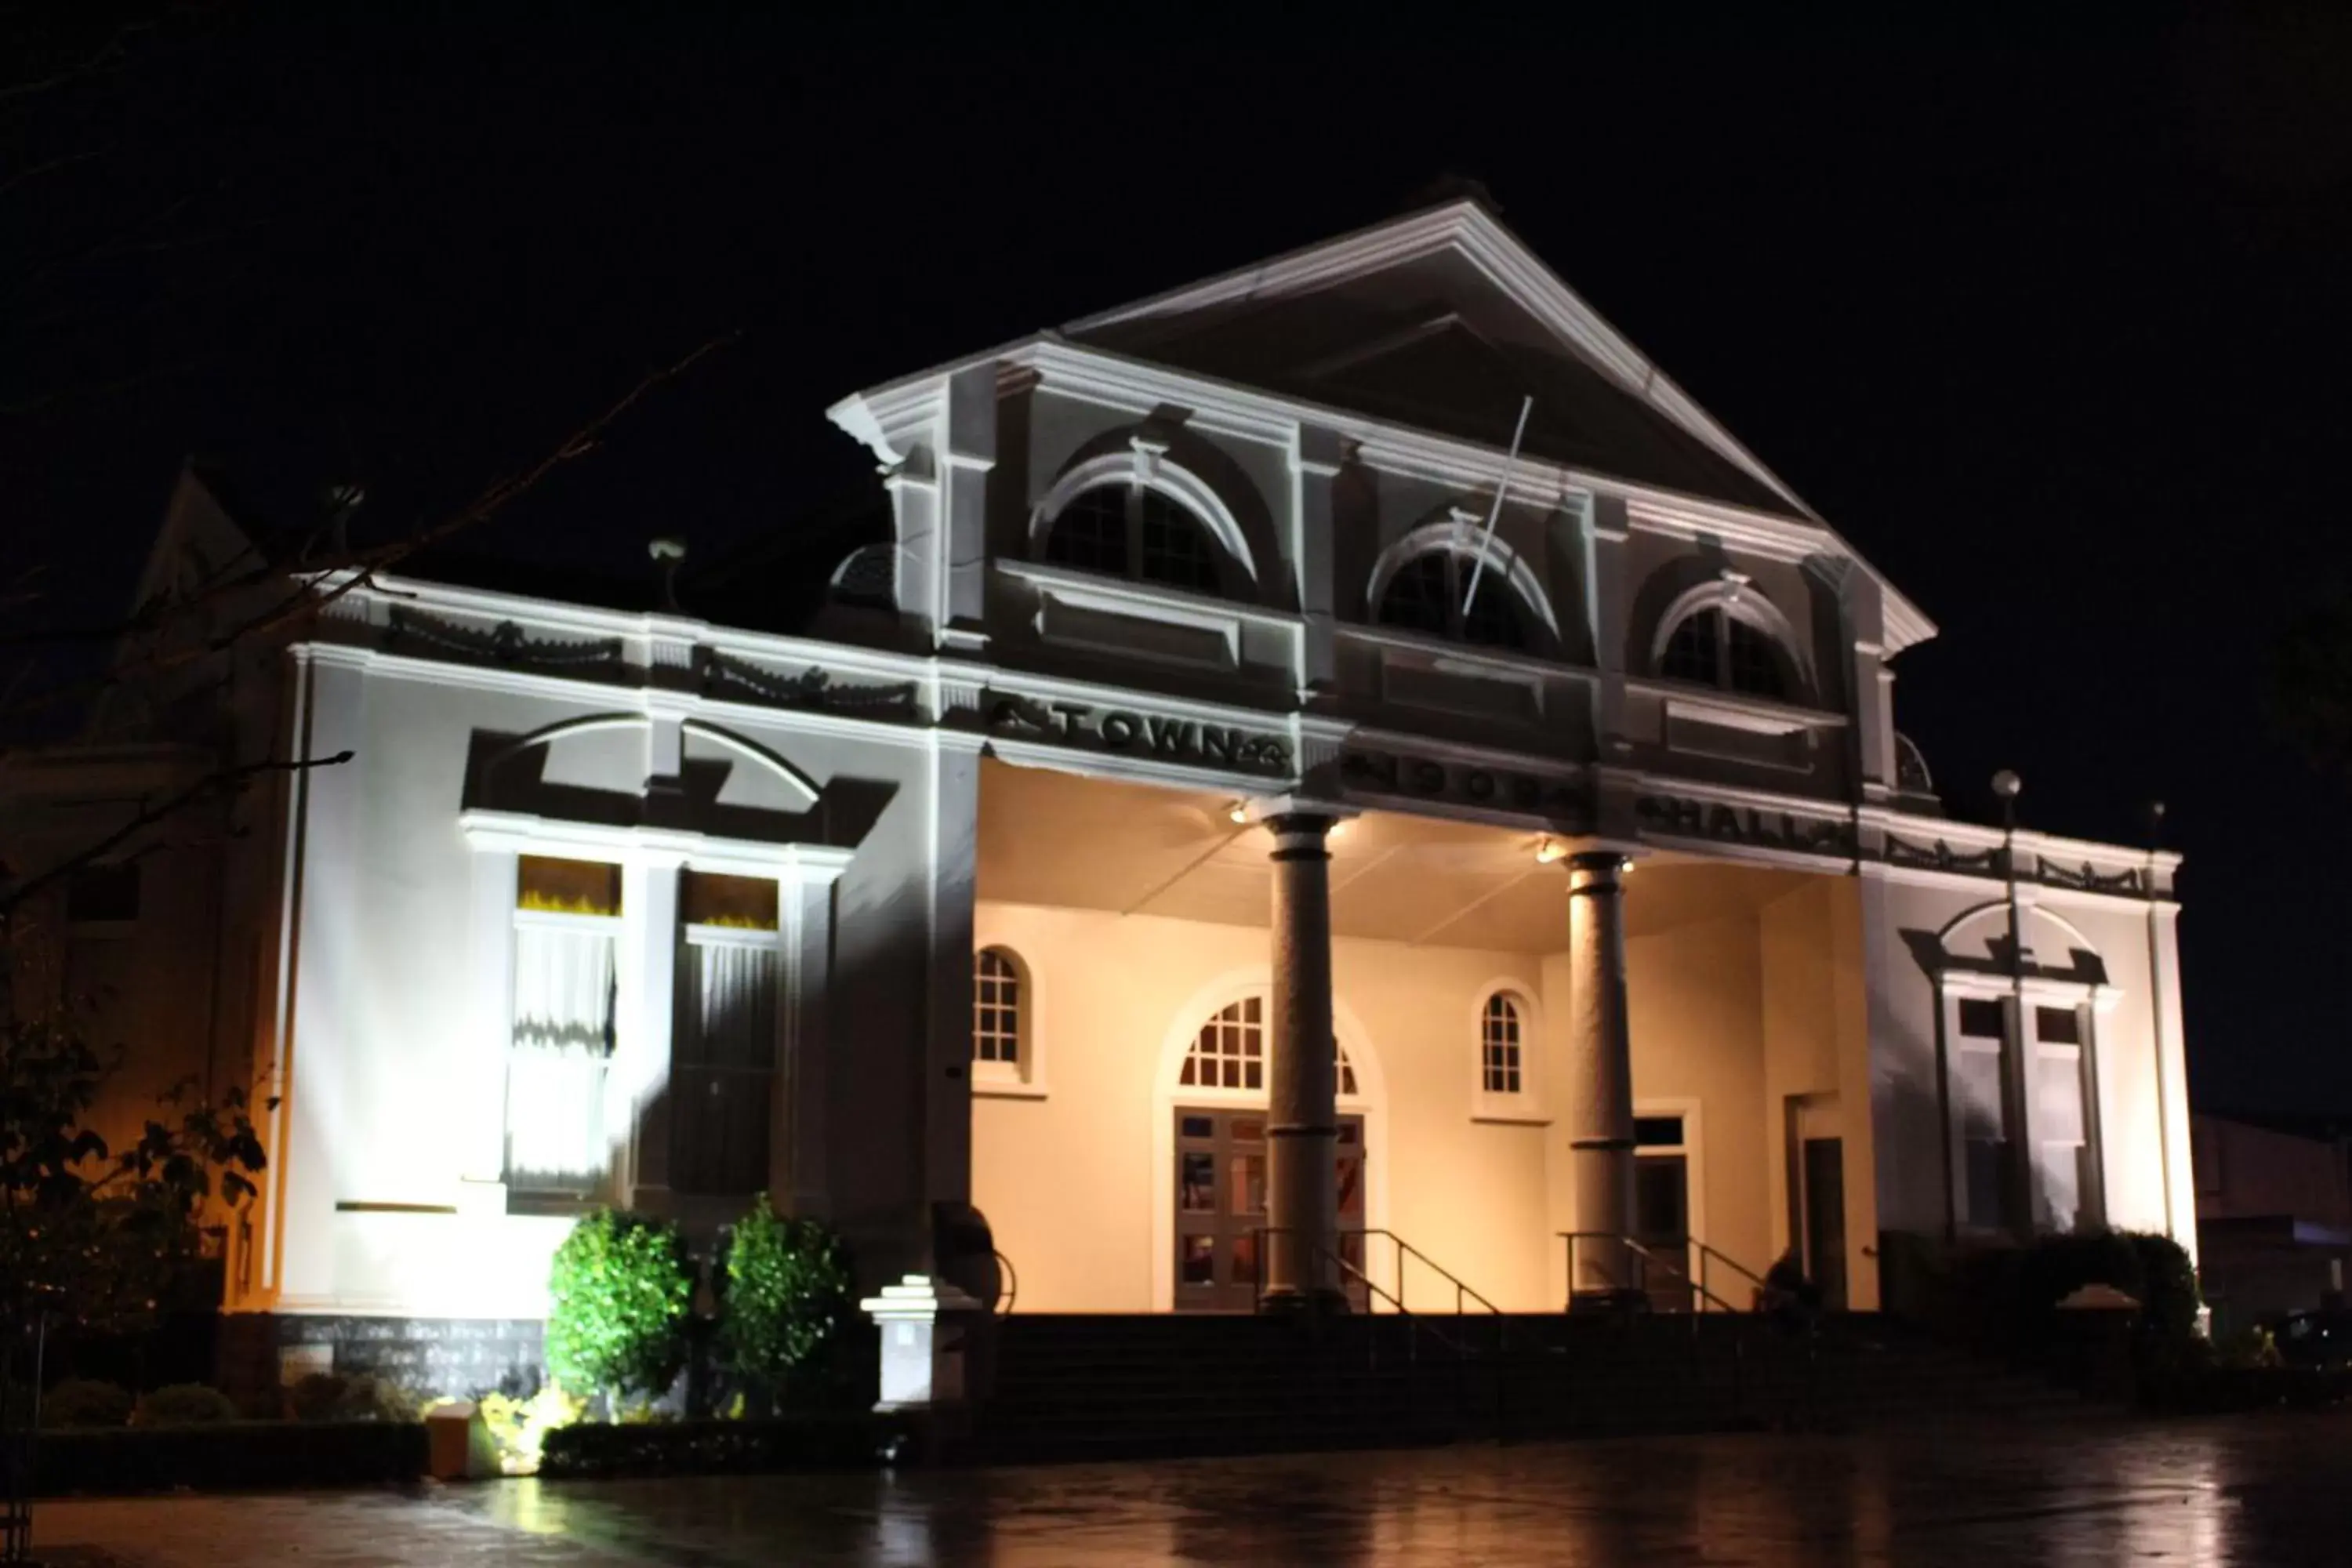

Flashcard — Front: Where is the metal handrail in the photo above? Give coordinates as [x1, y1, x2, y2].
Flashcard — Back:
[993, 1248, 1018, 1316]
[1559, 1231, 1748, 1316]
[1249, 1228, 1469, 1359]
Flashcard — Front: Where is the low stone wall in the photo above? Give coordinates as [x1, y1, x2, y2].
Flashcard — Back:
[217, 1314, 545, 1410]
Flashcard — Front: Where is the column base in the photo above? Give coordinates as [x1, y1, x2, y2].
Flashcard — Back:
[1567, 1288, 1651, 1316]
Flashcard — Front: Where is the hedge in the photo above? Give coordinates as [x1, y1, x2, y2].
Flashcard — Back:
[26, 1420, 426, 1494]
[539, 1414, 902, 1478]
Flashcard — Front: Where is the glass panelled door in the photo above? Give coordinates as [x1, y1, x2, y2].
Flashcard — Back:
[1174, 1108, 1367, 1312]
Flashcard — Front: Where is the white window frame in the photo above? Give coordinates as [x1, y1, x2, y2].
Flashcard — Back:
[1938, 973, 2118, 1237]
[1470, 982, 1547, 1125]
[1649, 578, 1812, 702]
[971, 944, 1045, 1098]
[457, 810, 851, 1211]
[1027, 448, 1259, 591]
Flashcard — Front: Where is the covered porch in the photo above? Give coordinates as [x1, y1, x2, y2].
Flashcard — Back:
[968, 759, 1879, 1315]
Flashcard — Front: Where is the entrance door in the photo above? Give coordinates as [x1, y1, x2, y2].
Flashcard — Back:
[1632, 1154, 1693, 1311]
[1803, 1137, 1848, 1312]
[1174, 1109, 1366, 1312]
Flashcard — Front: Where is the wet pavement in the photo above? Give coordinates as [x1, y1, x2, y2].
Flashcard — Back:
[28, 1410, 2352, 1565]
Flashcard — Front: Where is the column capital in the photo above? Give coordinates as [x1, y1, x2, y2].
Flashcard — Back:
[1565, 848, 1634, 894]
[1240, 795, 1356, 829]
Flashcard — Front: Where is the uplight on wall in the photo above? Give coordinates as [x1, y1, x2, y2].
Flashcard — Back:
[1534, 837, 1567, 865]
[1226, 801, 1250, 825]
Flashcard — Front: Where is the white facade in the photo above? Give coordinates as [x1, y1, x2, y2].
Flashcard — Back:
[3, 200, 2193, 1339]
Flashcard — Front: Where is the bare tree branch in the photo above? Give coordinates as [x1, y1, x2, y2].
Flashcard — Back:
[0, 751, 352, 919]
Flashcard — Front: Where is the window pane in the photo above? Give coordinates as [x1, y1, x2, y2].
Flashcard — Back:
[1044, 486, 1130, 576]
[1661, 612, 1719, 684]
[681, 870, 777, 930]
[1634, 1116, 1685, 1149]
[973, 949, 1021, 1065]
[1229, 1153, 1265, 1215]
[2035, 1005, 2082, 1045]
[1459, 572, 1529, 651]
[1725, 616, 1788, 700]
[1956, 1046, 2005, 1140]
[1136, 491, 1221, 593]
[1965, 1138, 2009, 1229]
[1180, 1152, 1215, 1212]
[518, 855, 621, 916]
[1181, 1236, 1214, 1285]
[2038, 1047, 2086, 1145]
[1483, 995, 1523, 1095]
[2038, 1147, 2083, 1233]
[1957, 997, 2006, 1040]
[1230, 1229, 1258, 1286]
[1376, 552, 1454, 639]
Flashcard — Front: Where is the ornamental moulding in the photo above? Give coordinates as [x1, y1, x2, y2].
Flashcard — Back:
[985, 692, 1290, 776]
[2037, 858, 2143, 896]
[386, 607, 624, 671]
[694, 648, 918, 719]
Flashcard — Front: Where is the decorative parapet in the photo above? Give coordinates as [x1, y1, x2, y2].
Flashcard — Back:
[1882, 832, 2004, 875]
[387, 607, 625, 671]
[2035, 858, 2143, 896]
[694, 648, 919, 719]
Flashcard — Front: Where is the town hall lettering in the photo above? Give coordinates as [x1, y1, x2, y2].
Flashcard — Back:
[986, 694, 1291, 775]
[1339, 748, 1589, 822]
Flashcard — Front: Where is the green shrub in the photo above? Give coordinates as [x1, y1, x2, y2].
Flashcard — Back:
[132, 1383, 238, 1426]
[40, 1378, 134, 1428]
[545, 1209, 695, 1414]
[718, 1199, 856, 1412]
[288, 1372, 416, 1423]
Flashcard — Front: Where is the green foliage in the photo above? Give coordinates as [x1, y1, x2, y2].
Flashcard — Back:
[474, 1384, 586, 1474]
[2213, 1325, 2283, 1370]
[0, 1008, 268, 1338]
[132, 1383, 238, 1426]
[2128, 1231, 2201, 1343]
[717, 1197, 855, 1410]
[286, 1371, 415, 1423]
[544, 1210, 694, 1409]
[38, 1377, 134, 1428]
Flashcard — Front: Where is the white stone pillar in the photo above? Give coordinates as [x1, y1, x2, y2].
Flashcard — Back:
[1262, 811, 1341, 1312]
[1566, 850, 1640, 1307]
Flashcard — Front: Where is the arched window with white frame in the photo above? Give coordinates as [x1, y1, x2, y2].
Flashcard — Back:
[1367, 515, 1561, 655]
[1040, 481, 1229, 595]
[972, 946, 1033, 1091]
[1653, 579, 1806, 702]
[1178, 996, 1358, 1096]
[1480, 993, 1525, 1095]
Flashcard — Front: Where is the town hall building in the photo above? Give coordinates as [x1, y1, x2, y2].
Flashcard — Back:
[2, 198, 2195, 1390]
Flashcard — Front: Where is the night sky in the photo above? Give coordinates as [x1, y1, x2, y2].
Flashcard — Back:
[9, 9, 2350, 1115]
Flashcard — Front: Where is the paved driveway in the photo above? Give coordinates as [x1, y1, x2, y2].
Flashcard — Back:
[27, 1411, 2341, 1565]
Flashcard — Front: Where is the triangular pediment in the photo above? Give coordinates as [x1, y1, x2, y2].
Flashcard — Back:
[1066, 201, 1809, 519]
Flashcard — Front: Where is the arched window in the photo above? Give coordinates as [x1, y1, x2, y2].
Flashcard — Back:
[1043, 481, 1225, 594]
[1658, 601, 1795, 701]
[973, 947, 1024, 1067]
[1480, 993, 1523, 1095]
[1179, 996, 1357, 1095]
[1375, 549, 1531, 651]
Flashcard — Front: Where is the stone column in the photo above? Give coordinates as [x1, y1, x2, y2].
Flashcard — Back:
[1566, 851, 1640, 1308]
[1262, 811, 1342, 1312]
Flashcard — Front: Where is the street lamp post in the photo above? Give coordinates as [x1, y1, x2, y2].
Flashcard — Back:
[1991, 769, 2028, 1236]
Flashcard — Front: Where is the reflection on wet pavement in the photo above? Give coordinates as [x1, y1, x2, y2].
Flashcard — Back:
[33, 1410, 2333, 1565]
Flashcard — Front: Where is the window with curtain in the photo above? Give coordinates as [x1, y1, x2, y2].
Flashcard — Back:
[506, 855, 621, 1194]
[672, 870, 782, 1196]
